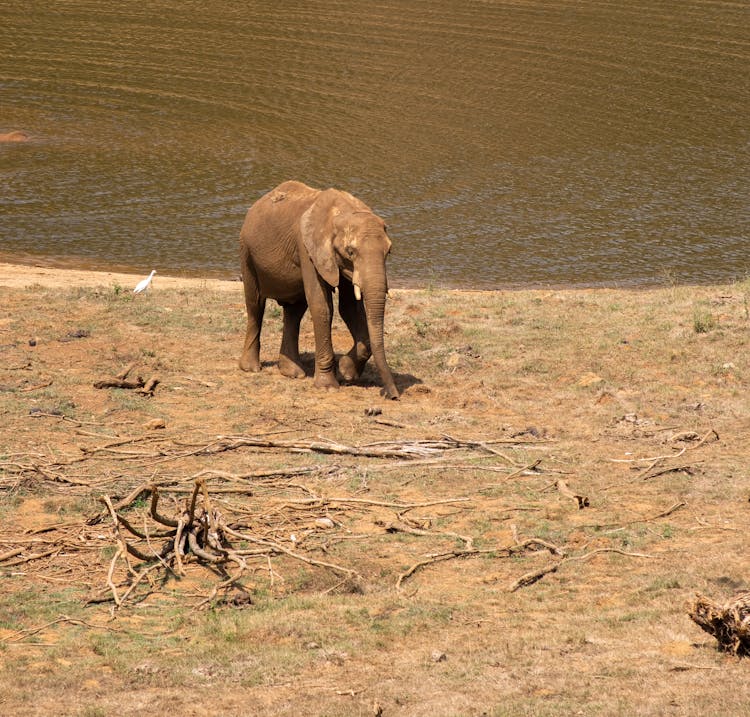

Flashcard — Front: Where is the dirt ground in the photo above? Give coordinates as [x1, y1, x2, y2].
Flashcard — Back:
[1, 262, 749, 716]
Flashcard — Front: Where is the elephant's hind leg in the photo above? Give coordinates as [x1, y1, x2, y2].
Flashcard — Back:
[278, 299, 307, 379]
[239, 259, 265, 372]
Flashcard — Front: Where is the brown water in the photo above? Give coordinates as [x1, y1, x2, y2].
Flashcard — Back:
[1, 1, 749, 288]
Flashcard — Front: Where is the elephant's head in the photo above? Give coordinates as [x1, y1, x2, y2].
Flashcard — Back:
[300, 189, 399, 399]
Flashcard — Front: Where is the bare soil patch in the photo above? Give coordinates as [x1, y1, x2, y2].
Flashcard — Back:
[1, 264, 749, 716]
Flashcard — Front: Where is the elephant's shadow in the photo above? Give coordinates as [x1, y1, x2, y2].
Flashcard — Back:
[261, 353, 422, 393]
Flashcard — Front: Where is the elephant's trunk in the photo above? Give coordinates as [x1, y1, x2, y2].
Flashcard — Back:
[360, 271, 399, 400]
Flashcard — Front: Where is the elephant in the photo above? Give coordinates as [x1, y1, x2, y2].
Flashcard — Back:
[0, 130, 30, 143]
[238, 180, 400, 400]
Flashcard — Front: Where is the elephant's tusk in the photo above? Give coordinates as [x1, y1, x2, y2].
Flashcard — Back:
[354, 284, 362, 301]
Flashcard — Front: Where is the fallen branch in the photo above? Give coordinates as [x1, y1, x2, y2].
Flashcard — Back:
[375, 519, 474, 549]
[136, 376, 160, 396]
[1, 615, 123, 644]
[609, 429, 719, 483]
[580, 501, 687, 530]
[508, 562, 562, 591]
[116, 362, 137, 380]
[505, 459, 543, 480]
[641, 463, 700, 481]
[0, 547, 61, 568]
[509, 547, 657, 592]
[93, 377, 145, 390]
[396, 538, 563, 590]
[18, 379, 53, 393]
[555, 479, 590, 509]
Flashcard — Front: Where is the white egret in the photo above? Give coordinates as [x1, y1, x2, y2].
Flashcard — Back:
[133, 270, 156, 294]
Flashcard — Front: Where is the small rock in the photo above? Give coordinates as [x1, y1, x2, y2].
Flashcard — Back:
[364, 407, 382, 417]
[445, 353, 463, 369]
[315, 517, 335, 529]
[670, 431, 700, 443]
[134, 662, 160, 675]
[143, 418, 166, 431]
[28, 338, 37, 347]
[191, 665, 216, 678]
[29, 407, 62, 416]
[323, 650, 349, 665]
[58, 328, 90, 343]
[430, 650, 447, 663]
[511, 426, 542, 438]
[225, 589, 253, 607]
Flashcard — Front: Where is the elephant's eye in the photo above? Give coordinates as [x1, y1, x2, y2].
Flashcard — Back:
[346, 246, 355, 258]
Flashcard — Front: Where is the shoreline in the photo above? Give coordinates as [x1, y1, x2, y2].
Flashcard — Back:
[0, 260, 732, 295]
[0, 261, 240, 292]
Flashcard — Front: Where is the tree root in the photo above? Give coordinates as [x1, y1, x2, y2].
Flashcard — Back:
[99, 479, 363, 608]
[689, 592, 750, 656]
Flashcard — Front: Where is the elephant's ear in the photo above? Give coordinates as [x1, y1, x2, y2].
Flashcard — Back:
[300, 189, 340, 288]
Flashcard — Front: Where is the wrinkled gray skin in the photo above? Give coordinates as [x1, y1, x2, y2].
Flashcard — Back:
[238, 180, 399, 399]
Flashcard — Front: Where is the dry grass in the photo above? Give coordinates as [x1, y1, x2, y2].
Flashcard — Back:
[1, 266, 750, 716]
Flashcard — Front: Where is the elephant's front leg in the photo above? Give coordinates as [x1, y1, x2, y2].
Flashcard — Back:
[278, 299, 307, 379]
[338, 279, 371, 381]
[301, 260, 339, 390]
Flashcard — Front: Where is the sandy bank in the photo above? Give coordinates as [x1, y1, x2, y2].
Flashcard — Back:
[0, 262, 240, 292]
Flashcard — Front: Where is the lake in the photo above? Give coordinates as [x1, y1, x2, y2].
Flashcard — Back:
[1, 1, 748, 288]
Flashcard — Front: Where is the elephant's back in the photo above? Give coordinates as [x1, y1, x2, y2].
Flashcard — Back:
[252, 180, 318, 216]
[240, 181, 314, 301]
[242, 181, 318, 236]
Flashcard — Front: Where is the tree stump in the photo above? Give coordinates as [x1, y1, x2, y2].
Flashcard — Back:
[688, 592, 750, 656]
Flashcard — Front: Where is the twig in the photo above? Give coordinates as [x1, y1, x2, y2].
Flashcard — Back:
[118, 562, 164, 605]
[641, 463, 700, 481]
[150, 485, 179, 528]
[1, 615, 123, 644]
[189, 466, 322, 481]
[376, 520, 474, 549]
[396, 539, 563, 590]
[0, 547, 25, 562]
[505, 459, 542, 480]
[0, 547, 61, 567]
[580, 501, 687, 530]
[101, 495, 136, 572]
[567, 547, 657, 562]
[107, 547, 122, 607]
[93, 378, 145, 390]
[222, 525, 361, 581]
[508, 562, 562, 591]
[173, 517, 186, 576]
[136, 376, 160, 396]
[18, 379, 53, 393]
[509, 548, 656, 592]
[276, 496, 470, 510]
[609, 429, 719, 469]
[555, 480, 590, 509]
[116, 362, 137, 380]
[669, 662, 720, 672]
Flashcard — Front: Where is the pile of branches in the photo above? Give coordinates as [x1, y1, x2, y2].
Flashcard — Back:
[97, 478, 362, 608]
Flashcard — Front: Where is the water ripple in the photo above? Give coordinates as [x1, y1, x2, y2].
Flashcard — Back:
[1, 0, 748, 286]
